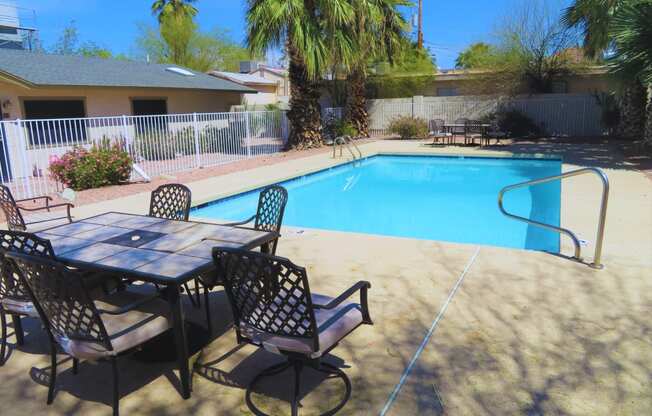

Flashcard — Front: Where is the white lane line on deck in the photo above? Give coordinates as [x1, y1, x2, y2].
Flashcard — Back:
[379, 246, 481, 416]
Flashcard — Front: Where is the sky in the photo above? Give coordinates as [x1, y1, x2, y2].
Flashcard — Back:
[10, 0, 572, 69]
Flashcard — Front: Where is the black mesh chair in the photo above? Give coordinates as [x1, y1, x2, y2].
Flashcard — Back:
[0, 231, 55, 365]
[199, 185, 288, 332]
[464, 120, 484, 145]
[214, 247, 372, 416]
[8, 251, 172, 416]
[148, 183, 192, 221]
[452, 118, 469, 144]
[0, 185, 74, 232]
[428, 119, 452, 145]
[485, 120, 508, 145]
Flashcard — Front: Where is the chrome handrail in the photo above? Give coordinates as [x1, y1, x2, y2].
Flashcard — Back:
[332, 135, 362, 160]
[498, 167, 609, 269]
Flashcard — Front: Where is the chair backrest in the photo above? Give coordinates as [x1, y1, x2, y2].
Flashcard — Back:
[148, 183, 192, 221]
[429, 119, 445, 132]
[214, 247, 319, 353]
[453, 118, 468, 134]
[0, 185, 27, 231]
[0, 230, 54, 303]
[253, 185, 288, 234]
[8, 251, 112, 350]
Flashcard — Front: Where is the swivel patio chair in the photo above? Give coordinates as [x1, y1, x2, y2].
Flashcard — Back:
[214, 247, 372, 416]
[452, 118, 469, 144]
[147, 183, 200, 306]
[428, 119, 452, 145]
[8, 251, 172, 416]
[485, 120, 508, 145]
[0, 231, 55, 365]
[464, 120, 484, 145]
[199, 185, 288, 332]
[0, 185, 74, 232]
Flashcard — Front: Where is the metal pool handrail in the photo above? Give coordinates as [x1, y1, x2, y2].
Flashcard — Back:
[333, 135, 362, 160]
[497, 167, 609, 269]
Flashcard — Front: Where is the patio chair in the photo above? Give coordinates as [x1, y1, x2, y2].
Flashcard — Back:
[199, 185, 288, 332]
[8, 251, 172, 416]
[0, 185, 74, 232]
[148, 183, 192, 222]
[464, 120, 484, 145]
[428, 119, 452, 145]
[0, 231, 55, 365]
[452, 118, 469, 144]
[213, 247, 372, 416]
[485, 121, 508, 145]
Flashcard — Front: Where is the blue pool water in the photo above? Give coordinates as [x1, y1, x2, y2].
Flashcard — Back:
[192, 155, 562, 252]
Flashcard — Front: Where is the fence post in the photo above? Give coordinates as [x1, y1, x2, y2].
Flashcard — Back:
[15, 119, 32, 198]
[412, 96, 424, 119]
[192, 112, 201, 168]
[244, 112, 252, 158]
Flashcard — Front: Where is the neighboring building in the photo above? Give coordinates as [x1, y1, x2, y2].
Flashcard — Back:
[426, 67, 614, 97]
[0, 1, 37, 51]
[0, 48, 253, 121]
[248, 65, 290, 101]
[208, 70, 279, 105]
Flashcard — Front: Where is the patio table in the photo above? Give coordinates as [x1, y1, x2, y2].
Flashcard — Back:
[36, 211, 279, 400]
[443, 123, 491, 145]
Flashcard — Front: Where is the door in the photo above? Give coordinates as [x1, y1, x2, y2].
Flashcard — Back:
[0, 111, 12, 181]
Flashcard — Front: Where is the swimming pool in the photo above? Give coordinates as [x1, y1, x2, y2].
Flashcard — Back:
[192, 155, 562, 252]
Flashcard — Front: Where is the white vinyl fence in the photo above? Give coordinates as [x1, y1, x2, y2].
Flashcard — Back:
[0, 110, 288, 199]
[326, 93, 604, 137]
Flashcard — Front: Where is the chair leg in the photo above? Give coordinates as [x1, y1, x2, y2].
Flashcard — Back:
[12, 314, 24, 346]
[111, 357, 120, 416]
[291, 360, 303, 416]
[72, 358, 79, 375]
[204, 285, 212, 333]
[0, 311, 6, 366]
[194, 278, 201, 308]
[47, 340, 57, 405]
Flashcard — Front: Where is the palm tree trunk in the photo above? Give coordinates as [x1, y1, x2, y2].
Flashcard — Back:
[617, 80, 647, 139]
[345, 68, 369, 138]
[286, 44, 323, 149]
[645, 84, 652, 146]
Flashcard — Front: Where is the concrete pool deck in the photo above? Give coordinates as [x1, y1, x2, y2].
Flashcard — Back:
[1, 140, 650, 415]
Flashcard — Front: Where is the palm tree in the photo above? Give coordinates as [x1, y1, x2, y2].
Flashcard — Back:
[151, 0, 198, 22]
[344, 0, 409, 137]
[246, 0, 356, 149]
[608, 1, 652, 144]
[562, 0, 646, 139]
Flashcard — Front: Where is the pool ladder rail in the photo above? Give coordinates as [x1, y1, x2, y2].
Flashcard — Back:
[498, 167, 609, 269]
[332, 135, 363, 160]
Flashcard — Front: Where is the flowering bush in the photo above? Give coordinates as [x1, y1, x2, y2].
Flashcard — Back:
[49, 144, 132, 190]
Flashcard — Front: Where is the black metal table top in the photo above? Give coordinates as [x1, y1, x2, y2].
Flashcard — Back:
[37, 212, 278, 284]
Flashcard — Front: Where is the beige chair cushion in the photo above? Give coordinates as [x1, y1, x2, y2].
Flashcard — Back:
[240, 293, 363, 358]
[1, 298, 39, 317]
[56, 291, 171, 360]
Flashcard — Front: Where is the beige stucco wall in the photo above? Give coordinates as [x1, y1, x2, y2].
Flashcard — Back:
[0, 81, 243, 120]
[251, 69, 289, 97]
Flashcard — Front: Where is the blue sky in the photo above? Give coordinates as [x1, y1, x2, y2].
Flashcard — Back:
[15, 0, 571, 69]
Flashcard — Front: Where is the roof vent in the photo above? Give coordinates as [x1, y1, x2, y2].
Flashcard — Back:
[166, 67, 195, 76]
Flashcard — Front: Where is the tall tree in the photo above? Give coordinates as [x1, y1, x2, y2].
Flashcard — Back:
[563, 0, 646, 139]
[151, 0, 198, 22]
[344, 0, 409, 137]
[608, 1, 652, 144]
[455, 42, 497, 69]
[246, 0, 356, 149]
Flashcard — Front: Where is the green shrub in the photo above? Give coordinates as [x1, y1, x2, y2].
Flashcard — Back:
[388, 116, 429, 139]
[49, 144, 132, 190]
[323, 116, 359, 140]
[483, 109, 541, 138]
[134, 127, 195, 161]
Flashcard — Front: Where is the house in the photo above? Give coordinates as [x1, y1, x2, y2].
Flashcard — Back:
[0, 48, 254, 121]
[425, 66, 614, 97]
[208, 70, 280, 105]
[247, 64, 290, 101]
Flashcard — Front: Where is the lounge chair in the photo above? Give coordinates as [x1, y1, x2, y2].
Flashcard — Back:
[0, 185, 73, 232]
[8, 251, 172, 416]
[213, 247, 372, 416]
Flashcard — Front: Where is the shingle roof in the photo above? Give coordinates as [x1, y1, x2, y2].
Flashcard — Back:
[0, 49, 255, 92]
[209, 71, 278, 86]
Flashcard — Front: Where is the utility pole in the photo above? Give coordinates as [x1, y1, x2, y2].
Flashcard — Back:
[417, 0, 423, 49]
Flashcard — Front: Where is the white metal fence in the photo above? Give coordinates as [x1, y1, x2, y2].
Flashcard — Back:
[326, 93, 604, 137]
[0, 110, 288, 199]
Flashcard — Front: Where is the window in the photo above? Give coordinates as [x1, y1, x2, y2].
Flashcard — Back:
[437, 87, 458, 97]
[551, 81, 568, 94]
[23, 99, 87, 146]
[132, 99, 168, 134]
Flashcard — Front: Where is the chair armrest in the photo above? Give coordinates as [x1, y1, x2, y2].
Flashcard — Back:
[97, 292, 163, 315]
[18, 202, 74, 213]
[15, 195, 53, 206]
[223, 214, 256, 227]
[314, 280, 372, 324]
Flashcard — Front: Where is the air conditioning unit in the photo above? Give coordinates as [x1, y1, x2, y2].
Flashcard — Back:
[240, 61, 260, 74]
